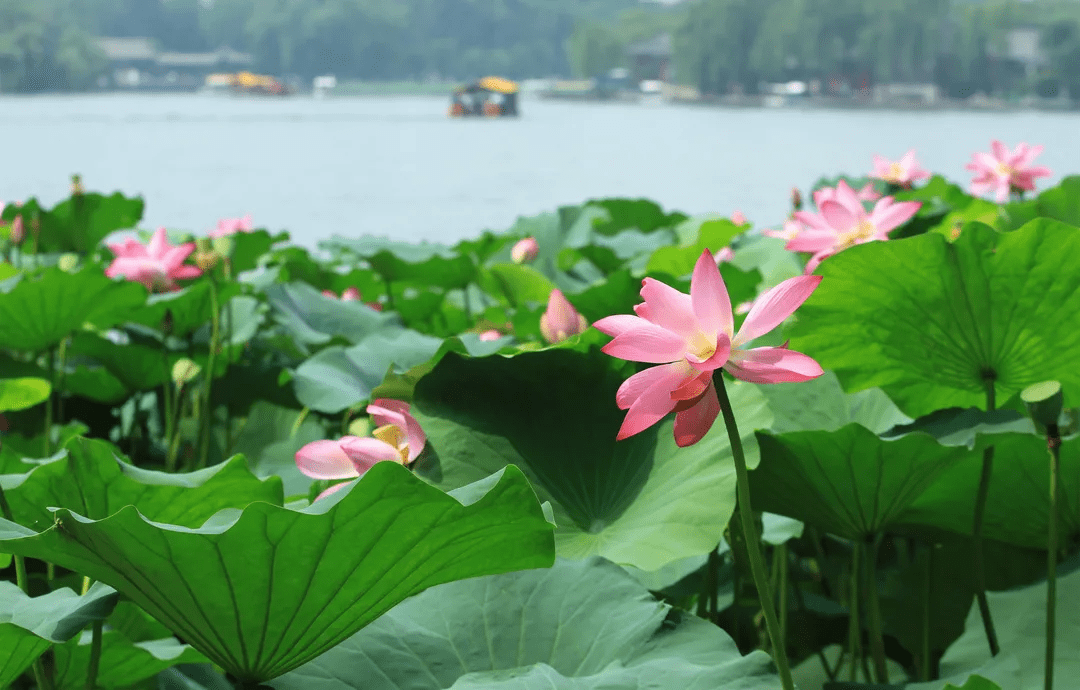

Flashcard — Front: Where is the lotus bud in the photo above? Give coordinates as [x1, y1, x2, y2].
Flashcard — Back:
[731, 210, 746, 226]
[478, 329, 503, 341]
[57, 253, 80, 273]
[70, 174, 84, 196]
[211, 236, 234, 258]
[172, 358, 202, 387]
[511, 237, 539, 264]
[1021, 380, 1064, 430]
[539, 289, 588, 344]
[9, 215, 24, 245]
[791, 187, 803, 212]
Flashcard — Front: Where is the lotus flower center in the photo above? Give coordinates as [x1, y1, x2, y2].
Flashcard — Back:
[887, 162, 905, 182]
[373, 424, 410, 464]
[837, 218, 878, 249]
[996, 161, 1014, 178]
[687, 332, 717, 361]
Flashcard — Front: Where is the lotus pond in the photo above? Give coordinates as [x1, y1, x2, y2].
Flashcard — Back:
[0, 147, 1078, 690]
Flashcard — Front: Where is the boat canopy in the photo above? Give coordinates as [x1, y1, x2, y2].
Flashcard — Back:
[455, 76, 519, 95]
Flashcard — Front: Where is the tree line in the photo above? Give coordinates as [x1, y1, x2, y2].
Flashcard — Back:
[0, 0, 1078, 97]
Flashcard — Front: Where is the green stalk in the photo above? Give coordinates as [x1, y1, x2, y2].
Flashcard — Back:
[848, 541, 862, 682]
[43, 347, 56, 456]
[1046, 423, 1061, 690]
[85, 620, 103, 690]
[384, 278, 395, 310]
[866, 536, 889, 683]
[55, 338, 67, 429]
[920, 545, 933, 681]
[777, 543, 788, 649]
[698, 547, 720, 621]
[972, 382, 1000, 656]
[166, 387, 186, 472]
[714, 375, 794, 690]
[289, 408, 310, 439]
[162, 380, 174, 462]
[197, 279, 221, 470]
[0, 484, 52, 690]
[223, 295, 235, 457]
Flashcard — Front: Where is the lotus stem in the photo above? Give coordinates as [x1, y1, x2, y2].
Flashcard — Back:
[866, 536, 889, 683]
[848, 541, 862, 682]
[920, 544, 933, 681]
[197, 278, 221, 470]
[777, 543, 788, 652]
[56, 338, 67, 429]
[0, 484, 52, 690]
[972, 382, 1000, 657]
[698, 547, 720, 621]
[714, 375, 794, 690]
[40, 347, 56, 456]
[1046, 422, 1061, 690]
[384, 278, 395, 310]
[85, 620, 103, 690]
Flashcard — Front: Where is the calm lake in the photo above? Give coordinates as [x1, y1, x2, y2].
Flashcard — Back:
[1, 93, 1078, 247]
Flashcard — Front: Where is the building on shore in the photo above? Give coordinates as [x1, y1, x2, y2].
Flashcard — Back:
[96, 38, 253, 92]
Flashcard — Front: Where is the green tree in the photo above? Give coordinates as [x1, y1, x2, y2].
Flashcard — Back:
[567, 21, 624, 78]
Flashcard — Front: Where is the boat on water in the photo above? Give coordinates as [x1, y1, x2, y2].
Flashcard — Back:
[449, 77, 519, 117]
[203, 71, 294, 96]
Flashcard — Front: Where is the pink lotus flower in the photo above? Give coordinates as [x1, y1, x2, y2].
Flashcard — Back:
[1, 201, 24, 245]
[478, 329, 503, 341]
[787, 180, 920, 273]
[871, 149, 930, 187]
[295, 399, 426, 500]
[511, 237, 539, 263]
[813, 182, 880, 206]
[762, 220, 801, 241]
[730, 210, 747, 226]
[594, 250, 822, 447]
[966, 140, 1052, 202]
[208, 215, 254, 238]
[540, 289, 588, 344]
[715, 246, 735, 263]
[105, 227, 202, 292]
[322, 287, 382, 311]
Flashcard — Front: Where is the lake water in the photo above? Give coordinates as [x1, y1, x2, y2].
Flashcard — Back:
[1, 93, 1078, 247]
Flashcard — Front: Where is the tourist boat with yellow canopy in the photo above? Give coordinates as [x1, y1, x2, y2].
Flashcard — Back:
[449, 77, 519, 117]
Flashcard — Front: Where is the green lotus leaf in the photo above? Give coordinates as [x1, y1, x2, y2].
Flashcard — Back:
[997, 175, 1080, 232]
[0, 436, 284, 531]
[751, 425, 969, 540]
[413, 348, 770, 571]
[900, 432, 1080, 547]
[787, 219, 1080, 417]
[0, 463, 554, 683]
[587, 197, 689, 236]
[0, 267, 147, 352]
[759, 370, 911, 434]
[266, 282, 398, 348]
[905, 569, 1079, 690]
[20, 192, 144, 254]
[646, 218, 744, 277]
[126, 281, 241, 338]
[53, 630, 208, 690]
[0, 377, 50, 412]
[483, 263, 557, 306]
[0, 581, 119, 688]
[272, 557, 778, 690]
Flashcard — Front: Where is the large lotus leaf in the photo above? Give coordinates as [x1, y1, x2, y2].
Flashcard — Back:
[882, 407, 1034, 447]
[997, 176, 1080, 232]
[646, 219, 744, 277]
[587, 198, 689, 236]
[758, 370, 911, 434]
[272, 557, 778, 690]
[0, 436, 283, 531]
[787, 219, 1080, 417]
[0, 267, 147, 352]
[0, 581, 119, 688]
[906, 569, 1080, 690]
[413, 348, 770, 571]
[67, 332, 170, 392]
[126, 281, 242, 338]
[266, 282, 398, 348]
[53, 630, 207, 690]
[0, 463, 554, 683]
[323, 236, 474, 288]
[900, 432, 1080, 547]
[750, 424, 969, 540]
[18, 192, 145, 254]
[291, 328, 445, 413]
[0, 377, 50, 412]
[483, 263, 557, 306]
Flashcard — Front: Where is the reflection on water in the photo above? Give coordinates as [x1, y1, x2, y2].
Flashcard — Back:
[1, 94, 1077, 246]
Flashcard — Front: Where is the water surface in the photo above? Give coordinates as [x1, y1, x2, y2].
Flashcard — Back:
[1, 94, 1076, 246]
